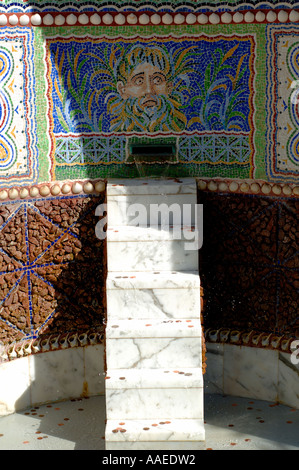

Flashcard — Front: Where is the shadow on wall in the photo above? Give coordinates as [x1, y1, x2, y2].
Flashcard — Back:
[198, 189, 299, 340]
[0, 192, 108, 401]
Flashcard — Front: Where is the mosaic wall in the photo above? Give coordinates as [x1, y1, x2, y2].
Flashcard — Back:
[1, 12, 299, 182]
[0, 28, 38, 188]
[0, 2, 298, 358]
[198, 184, 299, 342]
[0, 188, 106, 347]
[44, 31, 256, 180]
[266, 24, 299, 182]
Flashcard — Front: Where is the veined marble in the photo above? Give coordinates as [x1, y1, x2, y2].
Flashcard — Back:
[106, 318, 202, 339]
[107, 271, 200, 289]
[105, 177, 205, 449]
[106, 387, 204, 420]
[106, 337, 202, 369]
[105, 368, 204, 389]
[107, 237, 198, 272]
[223, 344, 279, 402]
[107, 271, 201, 320]
[107, 286, 201, 320]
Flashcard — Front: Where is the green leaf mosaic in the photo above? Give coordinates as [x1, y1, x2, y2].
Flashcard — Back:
[34, 23, 266, 182]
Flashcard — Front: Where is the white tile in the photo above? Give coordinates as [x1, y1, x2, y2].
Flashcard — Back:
[107, 286, 201, 320]
[106, 387, 204, 419]
[223, 344, 279, 402]
[0, 357, 31, 416]
[83, 344, 106, 396]
[107, 178, 196, 196]
[107, 193, 197, 226]
[29, 348, 85, 405]
[107, 271, 200, 289]
[278, 352, 299, 409]
[107, 225, 198, 242]
[204, 343, 224, 394]
[106, 337, 202, 369]
[107, 238, 198, 272]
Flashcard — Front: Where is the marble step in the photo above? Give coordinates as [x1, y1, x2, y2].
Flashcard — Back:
[107, 178, 197, 196]
[106, 318, 202, 339]
[105, 368, 203, 420]
[105, 418, 205, 450]
[106, 388, 204, 420]
[106, 271, 201, 320]
[107, 226, 199, 272]
[105, 367, 204, 389]
[105, 319, 203, 369]
[107, 193, 197, 226]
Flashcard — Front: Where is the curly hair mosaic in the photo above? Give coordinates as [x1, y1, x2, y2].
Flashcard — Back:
[44, 33, 256, 179]
[0, 193, 106, 346]
[0, 28, 38, 188]
[266, 24, 299, 183]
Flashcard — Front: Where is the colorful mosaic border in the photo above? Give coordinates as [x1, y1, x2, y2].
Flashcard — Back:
[0, 27, 38, 188]
[266, 24, 299, 182]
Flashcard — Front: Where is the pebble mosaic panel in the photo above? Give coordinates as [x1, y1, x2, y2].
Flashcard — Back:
[0, 192, 106, 346]
[198, 188, 299, 340]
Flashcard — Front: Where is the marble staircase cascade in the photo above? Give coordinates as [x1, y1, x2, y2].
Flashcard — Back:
[105, 178, 205, 450]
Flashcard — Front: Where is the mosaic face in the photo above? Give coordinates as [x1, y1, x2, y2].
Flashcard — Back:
[46, 36, 254, 135]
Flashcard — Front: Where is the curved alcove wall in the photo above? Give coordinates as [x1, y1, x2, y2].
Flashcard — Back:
[1, 340, 298, 417]
[0, 342, 105, 416]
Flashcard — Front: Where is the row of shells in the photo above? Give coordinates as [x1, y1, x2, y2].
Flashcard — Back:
[0, 327, 294, 363]
[0, 329, 104, 362]
[205, 328, 295, 353]
[198, 179, 299, 197]
[0, 10, 299, 27]
[0, 180, 105, 201]
[0, 179, 298, 201]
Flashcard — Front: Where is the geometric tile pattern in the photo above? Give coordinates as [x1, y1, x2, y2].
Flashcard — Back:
[198, 190, 299, 340]
[178, 134, 251, 164]
[53, 136, 126, 178]
[0, 194, 106, 346]
[0, 28, 38, 188]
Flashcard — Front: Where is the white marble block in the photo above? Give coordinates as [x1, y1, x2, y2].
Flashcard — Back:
[107, 178, 197, 196]
[107, 193, 197, 226]
[106, 387, 204, 420]
[106, 271, 201, 320]
[105, 418, 205, 444]
[105, 177, 205, 450]
[105, 368, 204, 420]
[107, 226, 199, 272]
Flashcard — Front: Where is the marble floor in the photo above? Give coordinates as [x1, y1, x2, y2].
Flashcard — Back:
[0, 393, 298, 450]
